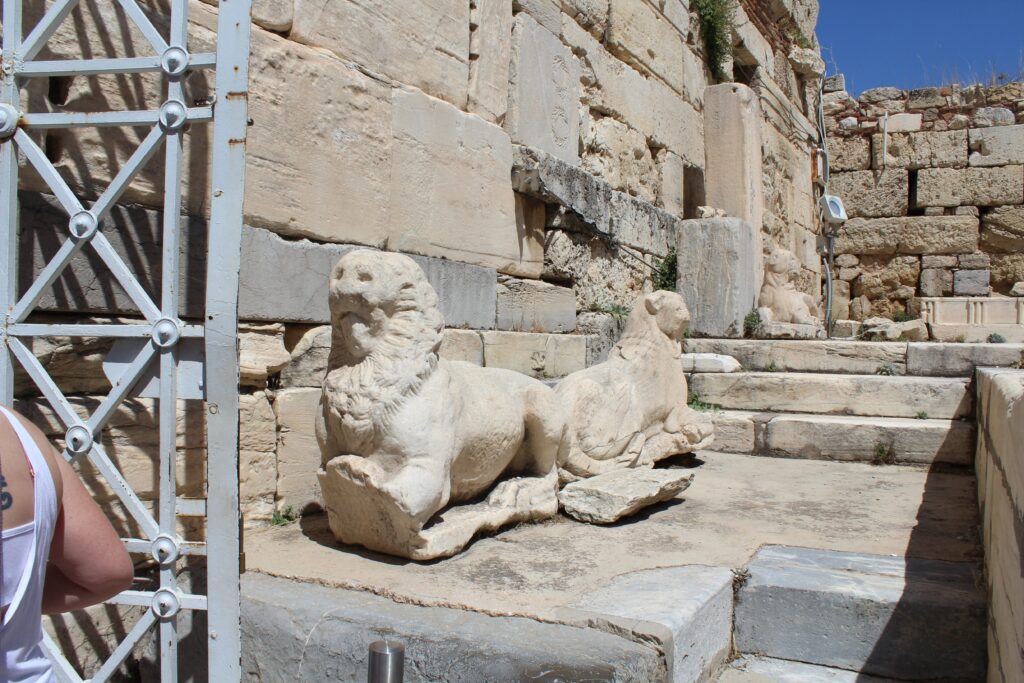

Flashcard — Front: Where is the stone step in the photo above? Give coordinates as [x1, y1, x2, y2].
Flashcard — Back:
[685, 338, 1024, 377]
[710, 410, 975, 466]
[243, 567, 735, 682]
[734, 546, 986, 681]
[690, 372, 973, 420]
[717, 656, 899, 682]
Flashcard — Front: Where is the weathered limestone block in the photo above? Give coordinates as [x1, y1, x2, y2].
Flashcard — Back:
[835, 216, 979, 256]
[438, 330, 485, 365]
[317, 252, 563, 560]
[920, 268, 954, 297]
[969, 124, 1024, 167]
[757, 248, 822, 332]
[656, 150, 687, 217]
[861, 317, 928, 342]
[885, 113, 922, 133]
[981, 206, 1024, 252]
[561, 0, 610, 36]
[953, 269, 990, 296]
[543, 231, 650, 311]
[680, 354, 742, 374]
[239, 391, 278, 524]
[507, 13, 580, 163]
[704, 84, 764, 231]
[684, 339, 908, 375]
[481, 330, 587, 379]
[916, 166, 1024, 207]
[676, 218, 762, 338]
[558, 469, 693, 523]
[555, 292, 713, 483]
[513, 0, 562, 34]
[605, 0, 704, 103]
[274, 388, 322, 515]
[560, 19, 704, 166]
[513, 146, 675, 257]
[871, 130, 967, 169]
[907, 87, 945, 109]
[853, 256, 921, 318]
[13, 332, 112, 398]
[575, 312, 626, 366]
[829, 170, 909, 218]
[958, 252, 990, 269]
[732, 4, 774, 68]
[788, 47, 825, 77]
[908, 343, 1024, 377]
[974, 107, 1016, 128]
[199, 0, 293, 32]
[827, 136, 870, 171]
[582, 117, 657, 202]
[468, 0, 513, 123]
[496, 278, 577, 333]
[992, 253, 1024, 291]
[290, 0, 469, 108]
[239, 324, 290, 388]
[390, 89, 536, 277]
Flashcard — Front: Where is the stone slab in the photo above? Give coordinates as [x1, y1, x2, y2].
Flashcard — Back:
[242, 573, 663, 682]
[605, 0, 697, 100]
[734, 546, 986, 681]
[835, 216, 979, 256]
[764, 414, 975, 465]
[680, 354, 742, 373]
[704, 84, 764, 231]
[981, 205, 1024, 253]
[829, 170, 908, 218]
[468, 0, 513, 123]
[916, 166, 1024, 208]
[689, 372, 972, 419]
[907, 342, 1024, 376]
[953, 269, 991, 296]
[723, 656, 899, 683]
[683, 339, 908, 376]
[496, 278, 576, 333]
[675, 218, 761, 338]
[290, 0, 469, 108]
[437, 329, 484, 365]
[481, 331, 587, 378]
[506, 13, 580, 163]
[708, 411, 759, 454]
[871, 130, 967, 170]
[273, 388, 323, 514]
[928, 323, 1024, 343]
[969, 124, 1024, 167]
[18, 192, 498, 327]
[568, 566, 734, 683]
[558, 469, 694, 524]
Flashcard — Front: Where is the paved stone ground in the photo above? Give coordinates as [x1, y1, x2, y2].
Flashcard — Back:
[244, 451, 980, 619]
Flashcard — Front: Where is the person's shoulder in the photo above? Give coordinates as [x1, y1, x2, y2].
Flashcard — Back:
[6, 407, 65, 501]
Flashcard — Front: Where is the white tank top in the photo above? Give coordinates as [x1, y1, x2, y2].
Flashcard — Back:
[0, 406, 58, 683]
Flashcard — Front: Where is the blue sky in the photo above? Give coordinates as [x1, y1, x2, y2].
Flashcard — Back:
[816, 1, 1024, 96]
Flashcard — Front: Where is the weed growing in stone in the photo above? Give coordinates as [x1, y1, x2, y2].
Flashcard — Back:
[743, 309, 761, 338]
[876, 363, 898, 376]
[653, 249, 678, 292]
[694, 0, 735, 82]
[591, 302, 629, 323]
[872, 443, 896, 466]
[765, 360, 779, 372]
[915, 411, 929, 420]
[893, 311, 917, 323]
[953, 335, 967, 343]
[688, 392, 720, 412]
[271, 506, 297, 526]
[988, 333, 1006, 344]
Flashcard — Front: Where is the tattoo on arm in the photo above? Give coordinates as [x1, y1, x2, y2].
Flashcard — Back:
[1, 475, 12, 511]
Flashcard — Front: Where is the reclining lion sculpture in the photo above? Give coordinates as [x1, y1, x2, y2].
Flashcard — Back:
[758, 247, 821, 326]
[556, 290, 715, 484]
[316, 250, 564, 560]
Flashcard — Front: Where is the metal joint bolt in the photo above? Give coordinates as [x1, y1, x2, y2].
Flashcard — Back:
[368, 641, 404, 683]
[158, 100, 188, 133]
[160, 45, 190, 77]
[151, 533, 181, 565]
[151, 588, 181, 619]
[151, 318, 181, 348]
[68, 210, 99, 241]
[0, 103, 20, 139]
[65, 425, 93, 456]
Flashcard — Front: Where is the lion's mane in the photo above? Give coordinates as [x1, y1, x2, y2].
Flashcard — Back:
[322, 253, 444, 453]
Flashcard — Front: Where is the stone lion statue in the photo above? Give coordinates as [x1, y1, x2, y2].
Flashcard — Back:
[315, 250, 565, 560]
[555, 290, 715, 484]
[757, 247, 821, 326]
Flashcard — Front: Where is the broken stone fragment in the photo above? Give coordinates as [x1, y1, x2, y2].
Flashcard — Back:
[558, 468, 694, 524]
[680, 354, 742, 373]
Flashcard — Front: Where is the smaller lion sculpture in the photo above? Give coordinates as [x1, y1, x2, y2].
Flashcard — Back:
[316, 250, 564, 560]
[555, 291, 715, 484]
[757, 247, 821, 326]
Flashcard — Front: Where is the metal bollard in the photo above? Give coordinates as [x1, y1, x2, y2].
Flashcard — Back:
[367, 640, 405, 683]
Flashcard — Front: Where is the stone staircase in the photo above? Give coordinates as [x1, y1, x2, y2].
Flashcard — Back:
[684, 338, 1024, 466]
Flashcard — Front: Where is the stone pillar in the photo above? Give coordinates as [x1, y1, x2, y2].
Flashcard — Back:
[676, 217, 761, 338]
[703, 83, 764, 233]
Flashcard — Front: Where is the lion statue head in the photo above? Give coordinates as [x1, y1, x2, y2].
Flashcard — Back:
[321, 250, 443, 454]
[611, 290, 691, 361]
[764, 247, 802, 282]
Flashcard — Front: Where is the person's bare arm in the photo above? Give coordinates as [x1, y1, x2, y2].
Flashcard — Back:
[42, 453, 135, 613]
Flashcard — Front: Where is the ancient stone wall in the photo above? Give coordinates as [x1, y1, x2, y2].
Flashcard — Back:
[823, 80, 1024, 320]
[12, 0, 821, 527]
